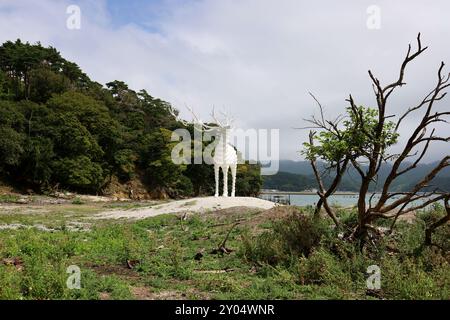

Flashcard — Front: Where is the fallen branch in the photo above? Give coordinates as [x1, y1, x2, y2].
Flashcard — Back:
[211, 222, 240, 255]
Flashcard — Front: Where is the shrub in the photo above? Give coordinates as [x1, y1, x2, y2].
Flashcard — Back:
[242, 212, 331, 266]
[241, 230, 288, 265]
[274, 213, 330, 257]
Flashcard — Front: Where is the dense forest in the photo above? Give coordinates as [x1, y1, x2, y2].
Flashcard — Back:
[0, 40, 262, 198]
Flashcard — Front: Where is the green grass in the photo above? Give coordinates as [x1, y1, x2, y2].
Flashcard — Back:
[72, 197, 85, 205]
[0, 194, 20, 203]
[182, 200, 198, 207]
[0, 201, 448, 300]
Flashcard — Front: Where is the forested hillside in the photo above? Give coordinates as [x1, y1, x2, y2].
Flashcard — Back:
[0, 40, 262, 198]
[263, 161, 450, 192]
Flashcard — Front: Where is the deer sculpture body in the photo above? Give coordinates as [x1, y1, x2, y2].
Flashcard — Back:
[172, 106, 238, 197]
[213, 123, 238, 197]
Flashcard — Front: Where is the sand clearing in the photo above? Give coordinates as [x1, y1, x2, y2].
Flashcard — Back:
[96, 196, 279, 220]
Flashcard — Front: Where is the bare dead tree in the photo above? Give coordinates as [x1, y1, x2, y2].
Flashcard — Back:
[303, 34, 450, 243]
[351, 34, 450, 240]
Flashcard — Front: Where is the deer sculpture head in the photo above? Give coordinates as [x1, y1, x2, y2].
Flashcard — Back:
[171, 105, 233, 131]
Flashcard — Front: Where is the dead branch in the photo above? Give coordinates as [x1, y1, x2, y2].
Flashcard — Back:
[307, 131, 341, 226]
[211, 222, 240, 255]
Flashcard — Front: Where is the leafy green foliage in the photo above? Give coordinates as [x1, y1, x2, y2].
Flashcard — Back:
[0, 101, 26, 169]
[141, 128, 192, 197]
[243, 211, 331, 265]
[235, 162, 263, 197]
[302, 106, 399, 164]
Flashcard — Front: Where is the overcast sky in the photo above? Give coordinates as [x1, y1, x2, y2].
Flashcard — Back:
[0, 0, 448, 161]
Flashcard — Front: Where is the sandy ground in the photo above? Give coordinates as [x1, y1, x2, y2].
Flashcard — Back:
[95, 196, 279, 220]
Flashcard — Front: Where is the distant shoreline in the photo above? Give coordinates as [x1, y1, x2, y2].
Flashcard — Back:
[260, 191, 446, 196]
[260, 191, 358, 196]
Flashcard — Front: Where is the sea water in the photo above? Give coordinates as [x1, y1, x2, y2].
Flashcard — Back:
[261, 193, 441, 208]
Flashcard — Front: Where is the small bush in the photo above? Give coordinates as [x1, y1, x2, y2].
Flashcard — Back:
[274, 213, 331, 257]
[242, 212, 331, 266]
[241, 230, 288, 265]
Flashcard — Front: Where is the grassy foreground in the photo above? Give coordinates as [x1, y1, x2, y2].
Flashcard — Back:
[0, 200, 448, 300]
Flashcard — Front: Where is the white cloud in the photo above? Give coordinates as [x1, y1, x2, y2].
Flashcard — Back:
[0, 0, 448, 161]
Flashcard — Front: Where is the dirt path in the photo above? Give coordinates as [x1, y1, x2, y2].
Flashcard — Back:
[95, 196, 279, 220]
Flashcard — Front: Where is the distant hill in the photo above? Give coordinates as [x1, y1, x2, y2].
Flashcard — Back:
[263, 171, 316, 191]
[263, 160, 450, 192]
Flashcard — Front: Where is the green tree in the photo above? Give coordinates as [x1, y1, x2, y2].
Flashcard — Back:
[0, 101, 25, 173]
[28, 66, 70, 103]
[52, 156, 104, 192]
[141, 128, 192, 198]
[235, 162, 263, 197]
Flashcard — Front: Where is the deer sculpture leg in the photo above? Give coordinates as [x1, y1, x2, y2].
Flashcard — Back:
[214, 164, 219, 197]
[230, 164, 237, 197]
[222, 165, 229, 197]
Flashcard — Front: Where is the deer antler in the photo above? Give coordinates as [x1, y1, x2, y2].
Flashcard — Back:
[221, 109, 234, 126]
[170, 105, 218, 131]
[210, 106, 223, 126]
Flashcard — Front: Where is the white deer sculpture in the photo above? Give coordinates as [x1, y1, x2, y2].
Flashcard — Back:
[171, 106, 238, 197]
